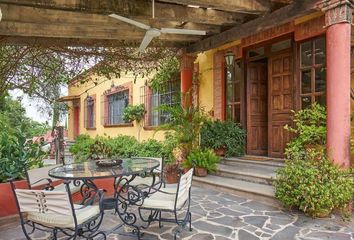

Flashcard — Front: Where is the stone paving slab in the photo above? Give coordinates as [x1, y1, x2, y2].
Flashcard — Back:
[0, 186, 353, 240]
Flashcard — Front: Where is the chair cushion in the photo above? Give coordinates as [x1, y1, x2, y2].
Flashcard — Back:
[141, 189, 187, 211]
[53, 182, 81, 194]
[27, 204, 100, 228]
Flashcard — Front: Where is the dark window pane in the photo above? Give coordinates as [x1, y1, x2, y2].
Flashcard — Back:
[315, 67, 326, 92]
[235, 82, 241, 102]
[301, 96, 312, 109]
[301, 41, 312, 67]
[315, 95, 326, 106]
[235, 104, 241, 123]
[301, 70, 312, 94]
[226, 83, 233, 103]
[248, 47, 265, 58]
[271, 39, 291, 52]
[314, 37, 326, 65]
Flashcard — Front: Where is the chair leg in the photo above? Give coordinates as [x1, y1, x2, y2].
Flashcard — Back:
[189, 212, 192, 231]
[158, 211, 163, 228]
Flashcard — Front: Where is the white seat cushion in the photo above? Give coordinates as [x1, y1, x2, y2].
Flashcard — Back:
[27, 204, 100, 228]
[141, 191, 177, 211]
[53, 182, 81, 194]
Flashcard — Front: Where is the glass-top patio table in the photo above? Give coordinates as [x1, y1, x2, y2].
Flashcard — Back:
[48, 158, 161, 239]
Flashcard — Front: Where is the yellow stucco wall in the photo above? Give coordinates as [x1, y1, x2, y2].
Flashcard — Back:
[67, 73, 165, 141]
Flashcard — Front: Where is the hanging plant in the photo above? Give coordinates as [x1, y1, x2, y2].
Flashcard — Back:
[123, 104, 146, 142]
[148, 57, 180, 91]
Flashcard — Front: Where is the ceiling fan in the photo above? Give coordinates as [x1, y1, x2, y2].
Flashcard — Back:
[109, 0, 206, 52]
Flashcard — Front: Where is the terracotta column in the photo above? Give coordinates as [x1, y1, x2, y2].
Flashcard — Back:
[180, 54, 196, 107]
[320, 0, 353, 168]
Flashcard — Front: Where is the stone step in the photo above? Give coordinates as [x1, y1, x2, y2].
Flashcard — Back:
[223, 157, 285, 168]
[193, 175, 279, 207]
[215, 162, 277, 185]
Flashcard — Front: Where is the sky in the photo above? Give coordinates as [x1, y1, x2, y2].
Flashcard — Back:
[9, 86, 68, 124]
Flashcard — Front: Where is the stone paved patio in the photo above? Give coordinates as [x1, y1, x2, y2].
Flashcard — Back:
[1, 186, 353, 240]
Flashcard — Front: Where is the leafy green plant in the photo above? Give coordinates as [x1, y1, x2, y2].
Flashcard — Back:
[70, 134, 166, 162]
[123, 104, 145, 123]
[284, 103, 326, 160]
[0, 125, 45, 183]
[148, 57, 179, 91]
[183, 149, 220, 173]
[156, 105, 208, 163]
[137, 139, 164, 157]
[200, 120, 246, 157]
[123, 104, 145, 141]
[274, 149, 354, 218]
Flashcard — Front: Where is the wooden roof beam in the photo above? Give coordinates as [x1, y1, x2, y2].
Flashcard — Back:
[157, 0, 271, 14]
[0, 21, 202, 42]
[186, 0, 321, 53]
[0, 0, 246, 25]
[0, 4, 222, 35]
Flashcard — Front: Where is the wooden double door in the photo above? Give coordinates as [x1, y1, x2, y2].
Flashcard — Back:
[247, 51, 294, 158]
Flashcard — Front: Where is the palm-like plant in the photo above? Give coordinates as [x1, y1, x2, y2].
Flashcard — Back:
[156, 105, 208, 162]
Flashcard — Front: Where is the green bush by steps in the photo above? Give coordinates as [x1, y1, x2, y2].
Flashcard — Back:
[274, 149, 353, 218]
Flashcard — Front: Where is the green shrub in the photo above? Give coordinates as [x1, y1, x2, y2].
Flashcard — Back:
[201, 120, 246, 157]
[183, 149, 220, 173]
[109, 135, 140, 157]
[284, 103, 326, 160]
[138, 139, 164, 157]
[0, 125, 45, 182]
[274, 149, 353, 218]
[70, 134, 166, 162]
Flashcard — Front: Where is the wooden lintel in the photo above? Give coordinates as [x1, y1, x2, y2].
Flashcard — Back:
[0, 0, 245, 25]
[157, 0, 270, 14]
[186, 0, 321, 53]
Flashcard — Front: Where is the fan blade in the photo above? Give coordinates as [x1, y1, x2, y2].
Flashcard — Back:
[109, 14, 150, 30]
[139, 29, 161, 52]
[160, 28, 206, 35]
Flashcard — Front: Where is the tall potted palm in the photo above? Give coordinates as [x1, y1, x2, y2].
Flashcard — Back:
[156, 105, 208, 183]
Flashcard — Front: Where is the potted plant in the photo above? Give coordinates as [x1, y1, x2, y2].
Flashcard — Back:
[183, 149, 220, 177]
[201, 120, 246, 157]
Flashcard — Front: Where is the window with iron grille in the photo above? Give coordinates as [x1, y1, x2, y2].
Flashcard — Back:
[107, 90, 129, 125]
[300, 36, 326, 109]
[140, 80, 180, 127]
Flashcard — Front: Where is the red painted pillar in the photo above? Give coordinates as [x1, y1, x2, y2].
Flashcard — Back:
[180, 54, 195, 107]
[321, 1, 353, 168]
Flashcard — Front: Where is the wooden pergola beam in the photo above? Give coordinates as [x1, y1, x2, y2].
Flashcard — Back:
[0, 0, 246, 25]
[0, 21, 202, 43]
[0, 4, 221, 35]
[157, 0, 270, 14]
[186, 0, 320, 53]
[0, 36, 186, 47]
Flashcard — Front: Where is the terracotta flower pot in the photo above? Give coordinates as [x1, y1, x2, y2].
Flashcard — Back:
[165, 173, 179, 184]
[214, 147, 225, 157]
[194, 167, 207, 177]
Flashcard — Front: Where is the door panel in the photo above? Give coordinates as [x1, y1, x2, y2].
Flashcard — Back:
[247, 62, 268, 155]
[269, 52, 294, 158]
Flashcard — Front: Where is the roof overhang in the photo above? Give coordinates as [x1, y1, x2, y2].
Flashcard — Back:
[57, 95, 80, 102]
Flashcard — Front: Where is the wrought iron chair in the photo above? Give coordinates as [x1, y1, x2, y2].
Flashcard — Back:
[25, 165, 82, 194]
[10, 179, 105, 240]
[139, 168, 194, 240]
